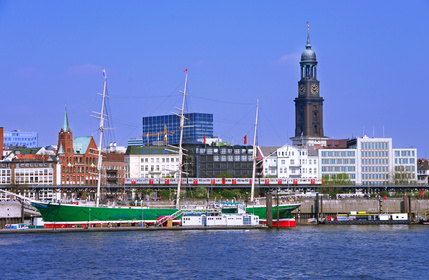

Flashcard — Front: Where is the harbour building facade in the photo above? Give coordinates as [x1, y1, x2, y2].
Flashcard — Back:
[182, 144, 254, 178]
[138, 113, 213, 146]
[3, 130, 38, 148]
[262, 145, 320, 179]
[319, 149, 357, 184]
[348, 137, 393, 186]
[392, 148, 418, 184]
[124, 146, 179, 179]
[318, 137, 418, 186]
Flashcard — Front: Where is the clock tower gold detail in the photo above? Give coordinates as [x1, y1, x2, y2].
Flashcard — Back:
[311, 84, 319, 95]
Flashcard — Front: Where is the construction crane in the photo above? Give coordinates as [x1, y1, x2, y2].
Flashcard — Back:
[142, 124, 174, 146]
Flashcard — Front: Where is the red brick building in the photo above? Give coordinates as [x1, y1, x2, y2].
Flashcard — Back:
[102, 152, 124, 185]
[57, 107, 99, 186]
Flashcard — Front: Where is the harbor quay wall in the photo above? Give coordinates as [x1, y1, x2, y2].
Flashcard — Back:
[0, 201, 22, 218]
[0, 201, 23, 228]
[293, 198, 429, 220]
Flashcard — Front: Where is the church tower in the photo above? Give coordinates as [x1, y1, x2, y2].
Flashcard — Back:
[57, 106, 73, 156]
[291, 25, 328, 147]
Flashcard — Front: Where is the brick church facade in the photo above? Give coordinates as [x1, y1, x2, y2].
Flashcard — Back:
[57, 107, 99, 186]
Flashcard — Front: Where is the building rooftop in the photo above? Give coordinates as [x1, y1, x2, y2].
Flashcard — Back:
[73, 137, 93, 154]
[126, 146, 179, 155]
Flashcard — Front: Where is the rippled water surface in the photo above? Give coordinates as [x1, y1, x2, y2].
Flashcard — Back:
[1, 225, 428, 279]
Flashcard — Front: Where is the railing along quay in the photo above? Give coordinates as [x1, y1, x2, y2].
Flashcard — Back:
[1, 184, 428, 190]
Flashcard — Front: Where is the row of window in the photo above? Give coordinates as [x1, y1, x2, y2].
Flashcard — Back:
[321, 166, 356, 172]
[199, 148, 253, 155]
[277, 167, 318, 174]
[362, 159, 389, 165]
[395, 166, 415, 171]
[141, 157, 178, 163]
[4, 137, 36, 141]
[61, 175, 96, 185]
[213, 155, 252, 162]
[395, 173, 415, 179]
[0, 170, 11, 175]
[394, 150, 415, 157]
[278, 151, 294, 157]
[300, 168, 318, 174]
[278, 159, 318, 165]
[104, 166, 123, 170]
[4, 132, 36, 137]
[362, 173, 388, 180]
[269, 159, 318, 165]
[63, 157, 97, 165]
[321, 151, 356, 157]
[361, 142, 389, 150]
[395, 158, 415, 164]
[15, 169, 52, 175]
[15, 176, 53, 184]
[362, 166, 388, 172]
[0, 177, 11, 184]
[321, 159, 356, 165]
[140, 149, 175, 154]
[140, 165, 177, 172]
[362, 151, 388, 157]
[62, 166, 96, 174]
[18, 163, 51, 167]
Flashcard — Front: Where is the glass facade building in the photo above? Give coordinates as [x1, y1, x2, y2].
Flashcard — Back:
[3, 130, 38, 148]
[182, 144, 254, 178]
[141, 113, 213, 146]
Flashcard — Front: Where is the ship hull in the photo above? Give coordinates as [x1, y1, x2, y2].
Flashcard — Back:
[31, 202, 300, 228]
[246, 204, 300, 227]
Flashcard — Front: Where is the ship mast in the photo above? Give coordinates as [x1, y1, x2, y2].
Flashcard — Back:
[175, 70, 188, 208]
[94, 69, 108, 207]
[250, 99, 259, 202]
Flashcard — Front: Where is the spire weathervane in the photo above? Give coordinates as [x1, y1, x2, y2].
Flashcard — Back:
[306, 21, 311, 47]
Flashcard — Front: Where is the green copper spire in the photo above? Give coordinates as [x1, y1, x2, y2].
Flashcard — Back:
[62, 105, 69, 132]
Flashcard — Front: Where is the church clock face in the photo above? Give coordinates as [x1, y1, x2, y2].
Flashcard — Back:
[299, 84, 305, 96]
[311, 84, 319, 95]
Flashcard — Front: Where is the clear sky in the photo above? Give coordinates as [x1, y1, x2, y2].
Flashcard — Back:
[1, 1, 428, 158]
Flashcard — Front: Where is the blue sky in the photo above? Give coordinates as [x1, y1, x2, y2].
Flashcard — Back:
[1, 1, 428, 158]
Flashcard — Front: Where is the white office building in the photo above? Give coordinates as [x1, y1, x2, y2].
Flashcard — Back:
[393, 148, 418, 184]
[124, 146, 179, 179]
[261, 145, 319, 179]
[317, 136, 418, 186]
[319, 149, 357, 184]
[347, 137, 393, 186]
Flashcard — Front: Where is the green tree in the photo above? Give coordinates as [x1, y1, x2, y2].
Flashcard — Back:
[221, 189, 234, 199]
[393, 166, 416, 185]
[322, 173, 352, 185]
[218, 172, 233, 178]
[159, 189, 170, 200]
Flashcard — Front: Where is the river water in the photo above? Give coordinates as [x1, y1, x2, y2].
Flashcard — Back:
[1, 225, 428, 279]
